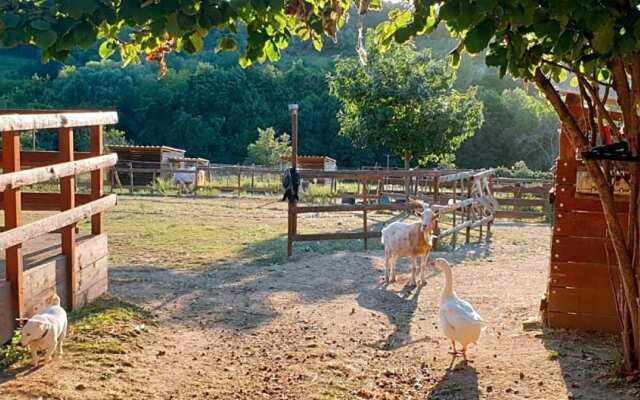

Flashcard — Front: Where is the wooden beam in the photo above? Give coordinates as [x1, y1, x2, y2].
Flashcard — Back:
[0, 194, 116, 251]
[0, 111, 118, 132]
[2, 131, 24, 318]
[59, 128, 76, 310]
[0, 151, 92, 167]
[91, 126, 104, 235]
[0, 192, 93, 211]
[293, 231, 382, 242]
[294, 203, 412, 214]
[0, 153, 117, 191]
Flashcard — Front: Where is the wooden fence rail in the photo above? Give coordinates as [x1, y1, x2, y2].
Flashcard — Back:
[286, 169, 498, 257]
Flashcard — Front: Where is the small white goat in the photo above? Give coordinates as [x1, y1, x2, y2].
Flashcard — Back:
[381, 199, 438, 286]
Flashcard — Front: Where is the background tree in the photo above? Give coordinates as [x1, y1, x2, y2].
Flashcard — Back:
[245, 127, 291, 167]
[329, 41, 483, 168]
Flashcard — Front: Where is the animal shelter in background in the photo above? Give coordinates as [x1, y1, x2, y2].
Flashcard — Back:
[542, 92, 630, 333]
[107, 144, 185, 187]
[0, 109, 119, 344]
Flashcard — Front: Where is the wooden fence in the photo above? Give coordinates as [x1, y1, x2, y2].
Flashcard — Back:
[0, 109, 118, 344]
[492, 177, 553, 220]
[287, 169, 498, 256]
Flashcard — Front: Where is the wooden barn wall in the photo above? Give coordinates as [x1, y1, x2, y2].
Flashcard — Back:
[0, 234, 109, 344]
[545, 132, 627, 333]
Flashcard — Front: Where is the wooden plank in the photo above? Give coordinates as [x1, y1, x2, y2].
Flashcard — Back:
[0, 151, 92, 167]
[294, 231, 382, 242]
[493, 186, 549, 194]
[76, 234, 108, 269]
[549, 262, 619, 289]
[91, 126, 104, 234]
[59, 127, 76, 310]
[555, 159, 578, 181]
[550, 236, 614, 264]
[0, 154, 117, 191]
[553, 210, 628, 238]
[0, 281, 15, 344]
[295, 203, 412, 214]
[3, 131, 23, 319]
[77, 257, 108, 294]
[495, 210, 545, 219]
[547, 286, 617, 316]
[497, 198, 546, 207]
[0, 195, 116, 250]
[554, 184, 628, 213]
[0, 111, 118, 132]
[298, 169, 451, 179]
[0, 192, 93, 211]
[22, 255, 66, 317]
[75, 276, 108, 309]
[546, 311, 619, 333]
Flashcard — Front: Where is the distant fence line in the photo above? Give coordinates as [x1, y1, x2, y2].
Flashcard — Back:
[107, 161, 552, 221]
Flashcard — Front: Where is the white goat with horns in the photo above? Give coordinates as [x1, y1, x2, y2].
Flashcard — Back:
[380, 199, 438, 286]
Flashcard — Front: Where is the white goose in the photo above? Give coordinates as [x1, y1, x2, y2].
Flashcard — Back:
[431, 258, 486, 360]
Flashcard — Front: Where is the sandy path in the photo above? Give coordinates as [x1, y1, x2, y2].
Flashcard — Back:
[2, 224, 638, 399]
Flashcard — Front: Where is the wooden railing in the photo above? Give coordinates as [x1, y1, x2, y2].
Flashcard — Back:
[0, 110, 118, 318]
[492, 177, 553, 220]
[287, 169, 497, 256]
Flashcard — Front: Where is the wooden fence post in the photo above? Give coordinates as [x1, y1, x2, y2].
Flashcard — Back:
[59, 127, 77, 310]
[237, 170, 241, 197]
[487, 175, 494, 235]
[465, 178, 472, 244]
[90, 125, 103, 235]
[451, 180, 457, 249]
[128, 161, 134, 194]
[363, 178, 368, 251]
[250, 166, 255, 193]
[3, 131, 23, 319]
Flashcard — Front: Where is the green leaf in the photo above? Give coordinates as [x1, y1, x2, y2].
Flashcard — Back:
[569, 75, 578, 87]
[592, 19, 615, 54]
[60, 0, 98, 19]
[177, 12, 197, 31]
[99, 39, 117, 59]
[32, 29, 58, 49]
[189, 32, 204, 53]
[2, 12, 21, 29]
[464, 19, 495, 54]
[215, 36, 238, 53]
[393, 26, 412, 43]
[265, 40, 279, 61]
[239, 54, 252, 68]
[30, 19, 51, 31]
[555, 30, 574, 54]
[485, 46, 507, 67]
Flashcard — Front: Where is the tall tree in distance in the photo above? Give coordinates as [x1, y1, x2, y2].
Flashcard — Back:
[328, 39, 483, 168]
[245, 127, 291, 167]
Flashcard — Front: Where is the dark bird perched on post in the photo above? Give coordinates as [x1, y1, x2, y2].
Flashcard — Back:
[282, 167, 300, 202]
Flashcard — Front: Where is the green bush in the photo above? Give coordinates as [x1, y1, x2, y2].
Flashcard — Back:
[0, 330, 28, 370]
[495, 161, 552, 180]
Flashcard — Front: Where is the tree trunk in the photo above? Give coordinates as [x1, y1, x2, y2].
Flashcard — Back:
[534, 68, 640, 371]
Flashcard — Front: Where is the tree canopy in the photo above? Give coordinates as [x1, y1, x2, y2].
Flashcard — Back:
[245, 127, 291, 166]
[329, 41, 483, 167]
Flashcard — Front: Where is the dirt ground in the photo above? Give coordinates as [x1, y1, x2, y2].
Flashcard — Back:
[1, 218, 638, 399]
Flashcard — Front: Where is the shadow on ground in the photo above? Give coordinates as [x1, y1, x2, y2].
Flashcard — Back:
[427, 359, 479, 400]
[541, 328, 640, 399]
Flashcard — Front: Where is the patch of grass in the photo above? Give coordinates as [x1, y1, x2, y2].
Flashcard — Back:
[315, 391, 356, 400]
[0, 330, 29, 371]
[67, 295, 153, 355]
[546, 350, 559, 361]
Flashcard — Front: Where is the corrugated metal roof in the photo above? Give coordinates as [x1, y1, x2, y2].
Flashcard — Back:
[107, 144, 185, 153]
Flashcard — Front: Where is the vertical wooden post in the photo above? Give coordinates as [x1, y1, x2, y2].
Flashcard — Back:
[3, 132, 23, 319]
[287, 104, 299, 257]
[59, 127, 76, 310]
[451, 180, 457, 249]
[465, 178, 472, 244]
[363, 178, 368, 250]
[250, 166, 255, 193]
[432, 175, 440, 249]
[128, 161, 134, 194]
[90, 126, 104, 235]
[237, 170, 241, 197]
[487, 175, 493, 236]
